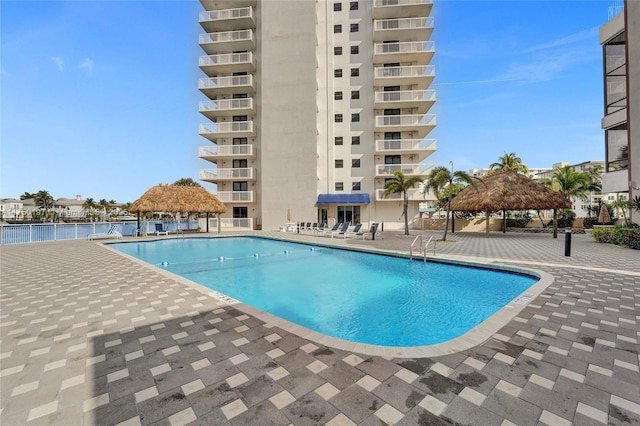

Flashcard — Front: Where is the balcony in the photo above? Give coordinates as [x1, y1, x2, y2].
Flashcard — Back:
[375, 188, 424, 201]
[198, 144, 255, 161]
[373, 0, 433, 20]
[199, 98, 255, 120]
[199, 7, 255, 32]
[214, 191, 255, 203]
[374, 90, 435, 114]
[373, 41, 435, 64]
[373, 17, 434, 42]
[375, 139, 436, 159]
[199, 52, 255, 76]
[375, 163, 434, 177]
[199, 30, 255, 55]
[199, 75, 255, 98]
[199, 167, 256, 181]
[374, 65, 434, 89]
[200, 0, 256, 12]
[375, 114, 436, 138]
[199, 121, 255, 140]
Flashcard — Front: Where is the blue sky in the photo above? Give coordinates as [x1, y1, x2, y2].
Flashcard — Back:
[1, 0, 614, 203]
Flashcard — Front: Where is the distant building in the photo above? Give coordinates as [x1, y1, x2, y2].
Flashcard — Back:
[600, 0, 639, 223]
[468, 167, 552, 181]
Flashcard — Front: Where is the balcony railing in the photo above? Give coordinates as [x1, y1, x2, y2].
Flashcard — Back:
[198, 7, 255, 31]
[199, 168, 255, 180]
[376, 163, 434, 176]
[374, 90, 435, 103]
[375, 138, 436, 152]
[375, 188, 424, 201]
[375, 114, 436, 127]
[374, 65, 434, 79]
[373, 41, 435, 63]
[199, 121, 254, 134]
[199, 30, 255, 54]
[199, 98, 253, 113]
[375, 0, 433, 6]
[198, 145, 254, 158]
[199, 52, 254, 68]
[198, 75, 255, 96]
[214, 191, 255, 203]
[373, 0, 433, 19]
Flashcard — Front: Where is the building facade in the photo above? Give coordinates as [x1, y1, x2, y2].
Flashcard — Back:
[600, 0, 639, 223]
[197, 0, 437, 230]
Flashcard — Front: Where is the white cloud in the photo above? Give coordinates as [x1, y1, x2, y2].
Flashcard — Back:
[522, 26, 600, 53]
[79, 58, 94, 75]
[50, 56, 64, 71]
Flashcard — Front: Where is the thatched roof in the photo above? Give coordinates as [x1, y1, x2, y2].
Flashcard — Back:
[449, 170, 571, 212]
[129, 185, 226, 214]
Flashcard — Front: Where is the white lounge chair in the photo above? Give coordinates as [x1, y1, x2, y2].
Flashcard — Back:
[88, 224, 123, 240]
[353, 223, 379, 239]
[343, 223, 363, 238]
[322, 222, 342, 237]
[331, 221, 351, 238]
[155, 223, 169, 236]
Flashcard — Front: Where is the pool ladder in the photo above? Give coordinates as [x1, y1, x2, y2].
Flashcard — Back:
[409, 235, 436, 262]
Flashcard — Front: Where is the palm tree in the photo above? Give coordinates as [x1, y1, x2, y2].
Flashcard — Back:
[425, 165, 475, 241]
[612, 196, 631, 226]
[34, 190, 55, 219]
[383, 170, 423, 235]
[584, 165, 603, 216]
[544, 165, 590, 201]
[174, 177, 202, 187]
[98, 199, 111, 221]
[20, 192, 36, 200]
[489, 152, 529, 175]
[82, 198, 97, 221]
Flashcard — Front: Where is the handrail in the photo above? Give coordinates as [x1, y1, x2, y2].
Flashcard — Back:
[409, 235, 423, 260]
[423, 236, 434, 262]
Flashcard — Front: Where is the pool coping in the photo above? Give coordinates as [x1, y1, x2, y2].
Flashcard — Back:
[101, 235, 555, 358]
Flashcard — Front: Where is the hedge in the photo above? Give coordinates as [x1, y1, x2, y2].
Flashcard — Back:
[591, 227, 640, 250]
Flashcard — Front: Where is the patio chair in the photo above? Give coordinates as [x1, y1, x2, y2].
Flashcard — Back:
[354, 223, 378, 240]
[315, 222, 327, 235]
[322, 222, 342, 237]
[331, 221, 351, 238]
[155, 223, 169, 236]
[343, 223, 363, 238]
[88, 224, 123, 240]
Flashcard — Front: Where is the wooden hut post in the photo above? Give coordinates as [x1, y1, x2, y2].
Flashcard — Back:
[217, 213, 221, 234]
[485, 211, 491, 236]
[206, 213, 209, 233]
[553, 209, 558, 239]
[503, 209, 507, 234]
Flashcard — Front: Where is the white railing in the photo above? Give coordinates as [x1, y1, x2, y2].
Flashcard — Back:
[376, 163, 434, 175]
[375, 138, 436, 152]
[374, 17, 433, 31]
[214, 191, 254, 203]
[374, 90, 435, 103]
[199, 168, 255, 179]
[206, 217, 253, 229]
[0, 221, 199, 245]
[375, 188, 424, 201]
[374, 41, 435, 55]
[199, 52, 253, 67]
[375, 0, 433, 7]
[374, 65, 435, 79]
[199, 98, 253, 112]
[199, 29, 253, 44]
[198, 145, 253, 157]
[375, 114, 436, 127]
[199, 121, 253, 134]
[199, 7, 252, 22]
[199, 75, 253, 90]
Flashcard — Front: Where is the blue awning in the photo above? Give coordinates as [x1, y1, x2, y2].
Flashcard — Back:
[317, 194, 370, 204]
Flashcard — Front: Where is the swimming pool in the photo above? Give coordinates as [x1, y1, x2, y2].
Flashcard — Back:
[110, 237, 541, 348]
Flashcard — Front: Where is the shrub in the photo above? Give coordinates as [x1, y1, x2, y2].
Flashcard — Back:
[592, 227, 640, 250]
[506, 218, 530, 228]
[582, 217, 600, 229]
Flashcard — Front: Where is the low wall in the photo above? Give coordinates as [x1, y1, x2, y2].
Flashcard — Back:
[421, 218, 503, 232]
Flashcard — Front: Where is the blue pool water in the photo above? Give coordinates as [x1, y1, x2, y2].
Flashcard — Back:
[110, 237, 538, 346]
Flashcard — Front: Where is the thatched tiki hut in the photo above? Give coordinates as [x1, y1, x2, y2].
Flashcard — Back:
[129, 185, 226, 233]
[449, 170, 571, 237]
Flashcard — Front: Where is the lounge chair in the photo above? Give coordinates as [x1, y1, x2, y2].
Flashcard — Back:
[331, 221, 351, 238]
[322, 222, 342, 237]
[315, 222, 327, 235]
[155, 223, 169, 236]
[88, 224, 123, 240]
[343, 223, 363, 238]
[309, 222, 318, 233]
[354, 223, 378, 239]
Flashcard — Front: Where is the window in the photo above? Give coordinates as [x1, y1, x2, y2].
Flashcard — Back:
[350, 46, 359, 55]
[334, 47, 342, 55]
[335, 182, 344, 191]
[335, 159, 344, 168]
[352, 159, 360, 168]
[233, 181, 248, 191]
[351, 113, 360, 122]
[606, 123, 628, 171]
[351, 90, 360, 100]
[335, 136, 343, 145]
[352, 182, 361, 191]
[334, 91, 343, 100]
[350, 23, 359, 32]
[385, 155, 401, 164]
[233, 207, 248, 218]
[337, 205, 360, 224]
[334, 2, 342, 11]
[351, 136, 360, 145]
[350, 1, 358, 10]
[351, 68, 359, 77]
[232, 137, 247, 145]
[333, 25, 342, 33]
[334, 69, 343, 78]
[335, 114, 343, 123]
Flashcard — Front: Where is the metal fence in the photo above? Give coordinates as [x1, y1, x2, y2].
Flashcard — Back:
[0, 220, 199, 245]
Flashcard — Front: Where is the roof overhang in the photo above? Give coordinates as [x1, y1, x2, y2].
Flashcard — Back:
[317, 194, 370, 204]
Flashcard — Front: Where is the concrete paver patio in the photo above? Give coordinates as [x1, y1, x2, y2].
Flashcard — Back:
[1, 230, 638, 425]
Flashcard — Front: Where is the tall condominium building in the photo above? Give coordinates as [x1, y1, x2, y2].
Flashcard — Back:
[600, 0, 639, 223]
[197, 0, 437, 231]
